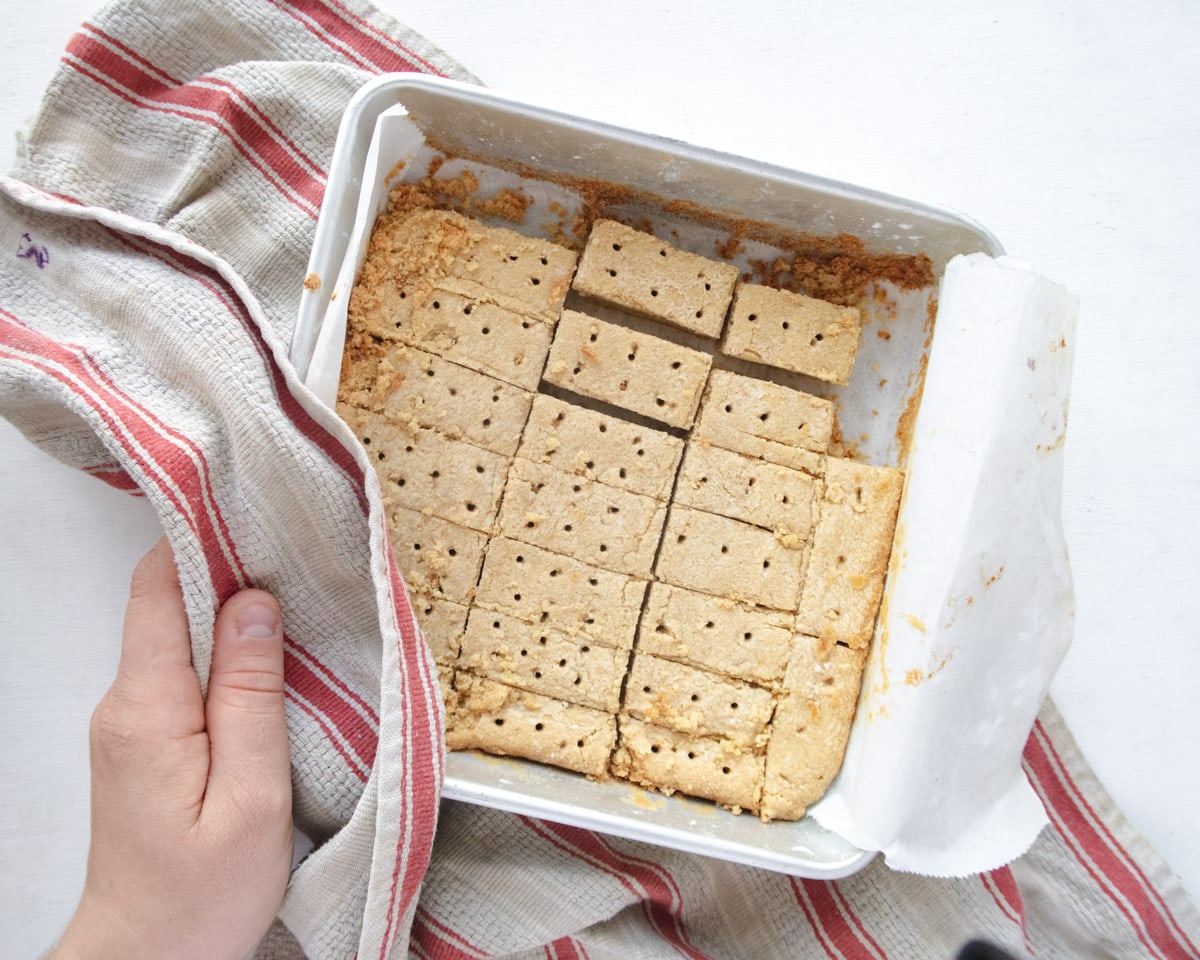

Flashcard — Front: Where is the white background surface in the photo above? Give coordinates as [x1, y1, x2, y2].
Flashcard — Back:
[2, 1, 1197, 954]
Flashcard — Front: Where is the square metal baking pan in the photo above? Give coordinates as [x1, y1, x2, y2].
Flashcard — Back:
[293, 73, 1002, 879]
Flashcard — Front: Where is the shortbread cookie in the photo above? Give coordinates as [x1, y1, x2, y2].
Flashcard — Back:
[393, 285, 554, 391]
[349, 208, 577, 335]
[656, 504, 808, 612]
[761, 638, 868, 820]
[572, 219, 738, 338]
[446, 673, 616, 778]
[497, 458, 668, 578]
[459, 607, 628, 712]
[795, 457, 904, 648]
[385, 504, 488, 604]
[516, 393, 684, 500]
[341, 406, 508, 534]
[636, 582, 794, 688]
[613, 718, 763, 811]
[722, 283, 863, 385]
[674, 442, 821, 539]
[622, 653, 774, 749]
[543, 310, 712, 429]
[473, 538, 647, 648]
[338, 341, 533, 458]
[693, 369, 834, 474]
[432, 232, 578, 323]
[411, 593, 470, 664]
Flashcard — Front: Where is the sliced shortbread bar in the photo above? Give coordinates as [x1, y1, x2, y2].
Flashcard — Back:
[338, 342, 533, 458]
[613, 718, 763, 811]
[761, 638, 868, 820]
[516, 393, 684, 501]
[347, 208, 472, 336]
[385, 504, 488, 605]
[622, 653, 774, 749]
[342, 406, 508, 534]
[795, 457, 904, 648]
[693, 369, 834, 474]
[572, 219, 738, 338]
[394, 285, 554, 391]
[473, 538, 647, 648]
[636, 582, 794, 688]
[411, 593, 470, 664]
[674, 442, 821, 540]
[656, 504, 808, 612]
[349, 208, 577, 334]
[497, 458, 668, 577]
[446, 673, 616, 778]
[459, 607, 627, 713]
[543, 310, 712, 429]
[435, 228, 578, 322]
[722, 283, 863, 385]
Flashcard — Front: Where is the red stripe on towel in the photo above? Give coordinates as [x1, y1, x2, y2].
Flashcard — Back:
[0, 311, 243, 596]
[377, 539, 444, 959]
[64, 26, 324, 217]
[981, 866, 1032, 953]
[521, 818, 709, 959]
[82, 461, 144, 494]
[284, 647, 378, 770]
[411, 906, 489, 959]
[1024, 721, 1199, 960]
[285, 688, 370, 783]
[792, 878, 888, 960]
[113, 229, 370, 515]
[272, 0, 447, 76]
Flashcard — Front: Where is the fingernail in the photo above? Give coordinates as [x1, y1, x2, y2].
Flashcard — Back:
[236, 600, 281, 640]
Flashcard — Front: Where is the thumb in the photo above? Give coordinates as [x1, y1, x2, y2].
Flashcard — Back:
[204, 589, 291, 804]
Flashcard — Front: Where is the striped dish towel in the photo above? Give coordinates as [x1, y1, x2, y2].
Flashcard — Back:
[1, 3, 1196, 958]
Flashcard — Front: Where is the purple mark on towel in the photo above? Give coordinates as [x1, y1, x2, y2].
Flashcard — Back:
[16, 232, 50, 269]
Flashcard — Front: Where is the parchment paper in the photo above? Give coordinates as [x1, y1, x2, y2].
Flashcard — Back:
[811, 253, 1078, 874]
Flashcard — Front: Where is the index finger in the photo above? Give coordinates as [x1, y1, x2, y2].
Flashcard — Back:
[115, 536, 201, 711]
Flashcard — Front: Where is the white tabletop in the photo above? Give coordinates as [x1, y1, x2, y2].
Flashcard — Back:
[3, 2, 1197, 952]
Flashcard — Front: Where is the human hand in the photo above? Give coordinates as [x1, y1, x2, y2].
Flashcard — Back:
[49, 538, 293, 960]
